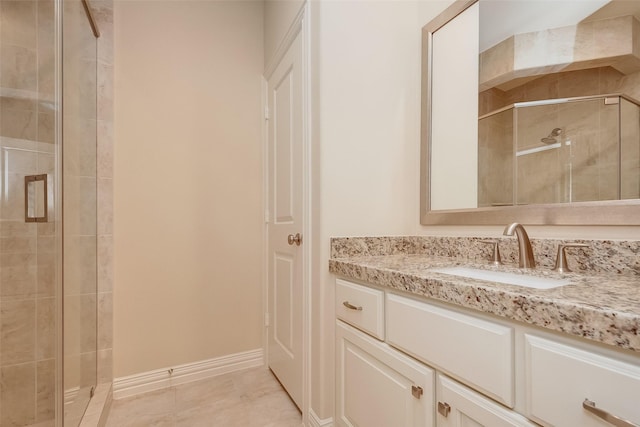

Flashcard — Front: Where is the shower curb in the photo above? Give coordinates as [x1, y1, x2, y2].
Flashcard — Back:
[78, 383, 112, 427]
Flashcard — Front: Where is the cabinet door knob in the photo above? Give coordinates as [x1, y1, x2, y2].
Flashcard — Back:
[287, 233, 302, 246]
[438, 401, 451, 417]
[411, 385, 423, 399]
[583, 399, 639, 427]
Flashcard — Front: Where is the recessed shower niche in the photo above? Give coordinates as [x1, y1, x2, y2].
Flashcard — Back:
[478, 93, 640, 207]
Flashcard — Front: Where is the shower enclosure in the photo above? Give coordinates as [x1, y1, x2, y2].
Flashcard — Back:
[478, 94, 640, 208]
[0, 0, 99, 425]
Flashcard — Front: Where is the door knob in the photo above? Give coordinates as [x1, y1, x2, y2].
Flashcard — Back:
[287, 233, 302, 246]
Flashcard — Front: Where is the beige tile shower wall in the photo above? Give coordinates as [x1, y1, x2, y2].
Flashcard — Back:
[0, 152, 56, 426]
[621, 98, 640, 200]
[620, 71, 640, 101]
[478, 108, 513, 207]
[1, 1, 38, 93]
[0, 0, 57, 425]
[517, 145, 564, 204]
[516, 103, 565, 204]
[479, 15, 640, 91]
[479, 66, 631, 116]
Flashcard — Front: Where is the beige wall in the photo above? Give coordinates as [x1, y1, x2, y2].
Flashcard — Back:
[113, 0, 264, 378]
[430, 2, 479, 210]
[112, 0, 640, 420]
[264, 0, 449, 418]
[308, 0, 457, 419]
[306, 0, 640, 421]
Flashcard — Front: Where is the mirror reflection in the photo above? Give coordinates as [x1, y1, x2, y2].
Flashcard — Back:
[426, 0, 640, 216]
[479, 94, 640, 207]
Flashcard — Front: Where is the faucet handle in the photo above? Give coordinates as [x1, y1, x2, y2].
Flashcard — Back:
[553, 243, 589, 273]
[479, 240, 503, 265]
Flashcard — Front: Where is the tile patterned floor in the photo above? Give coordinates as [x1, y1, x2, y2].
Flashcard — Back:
[105, 367, 302, 427]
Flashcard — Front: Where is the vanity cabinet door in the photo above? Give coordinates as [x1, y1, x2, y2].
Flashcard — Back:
[524, 334, 640, 427]
[386, 293, 514, 407]
[336, 321, 435, 427]
[436, 375, 536, 427]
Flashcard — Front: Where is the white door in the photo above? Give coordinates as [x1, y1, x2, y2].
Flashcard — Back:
[266, 29, 303, 409]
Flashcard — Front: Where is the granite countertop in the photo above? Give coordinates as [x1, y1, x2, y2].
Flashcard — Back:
[329, 254, 640, 353]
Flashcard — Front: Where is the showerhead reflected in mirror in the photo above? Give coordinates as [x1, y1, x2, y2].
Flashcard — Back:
[541, 128, 562, 145]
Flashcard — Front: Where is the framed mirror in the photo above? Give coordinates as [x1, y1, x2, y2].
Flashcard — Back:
[420, 0, 640, 225]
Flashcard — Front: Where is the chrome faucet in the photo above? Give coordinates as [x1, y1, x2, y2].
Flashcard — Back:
[503, 222, 536, 268]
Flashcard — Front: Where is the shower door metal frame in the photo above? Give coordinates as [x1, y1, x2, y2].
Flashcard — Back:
[55, 0, 64, 425]
[81, 0, 100, 38]
[57, 0, 101, 425]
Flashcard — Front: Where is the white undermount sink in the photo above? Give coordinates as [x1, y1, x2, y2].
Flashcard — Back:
[429, 266, 571, 289]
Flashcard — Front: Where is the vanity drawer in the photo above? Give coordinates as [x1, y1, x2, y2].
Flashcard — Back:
[524, 334, 640, 427]
[386, 293, 514, 407]
[336, 279, 385, 339]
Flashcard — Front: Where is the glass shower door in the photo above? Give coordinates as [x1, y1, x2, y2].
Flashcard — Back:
[62, 0, 98, 425]
[478, 108, 514, 207]
[0, 0, 98, 425]
[515, 98, 621, 205]
[479, 94, 640, 208]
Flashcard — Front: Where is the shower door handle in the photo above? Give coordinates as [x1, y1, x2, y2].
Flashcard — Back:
[25, 174, 50, 223]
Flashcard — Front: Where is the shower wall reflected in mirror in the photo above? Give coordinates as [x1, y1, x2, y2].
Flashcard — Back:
[0, 0, 99, 425]
[478, 94, 640, 207]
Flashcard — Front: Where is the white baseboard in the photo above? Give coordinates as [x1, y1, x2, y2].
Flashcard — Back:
[309, 408, 333, 427]
[113, 348, 263, 399]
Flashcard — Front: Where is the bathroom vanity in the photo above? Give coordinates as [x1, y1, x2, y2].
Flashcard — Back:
[337, 0, 640, 424]
[330, 237, 640, 427]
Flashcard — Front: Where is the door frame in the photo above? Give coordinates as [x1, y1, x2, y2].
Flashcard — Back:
[262, 4, 311, 426]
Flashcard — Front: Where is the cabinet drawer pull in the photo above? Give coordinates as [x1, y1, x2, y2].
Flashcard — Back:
[342, 301, 363, 311]
[583, 399, 639, 427]
[437, 401, 451, 418]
